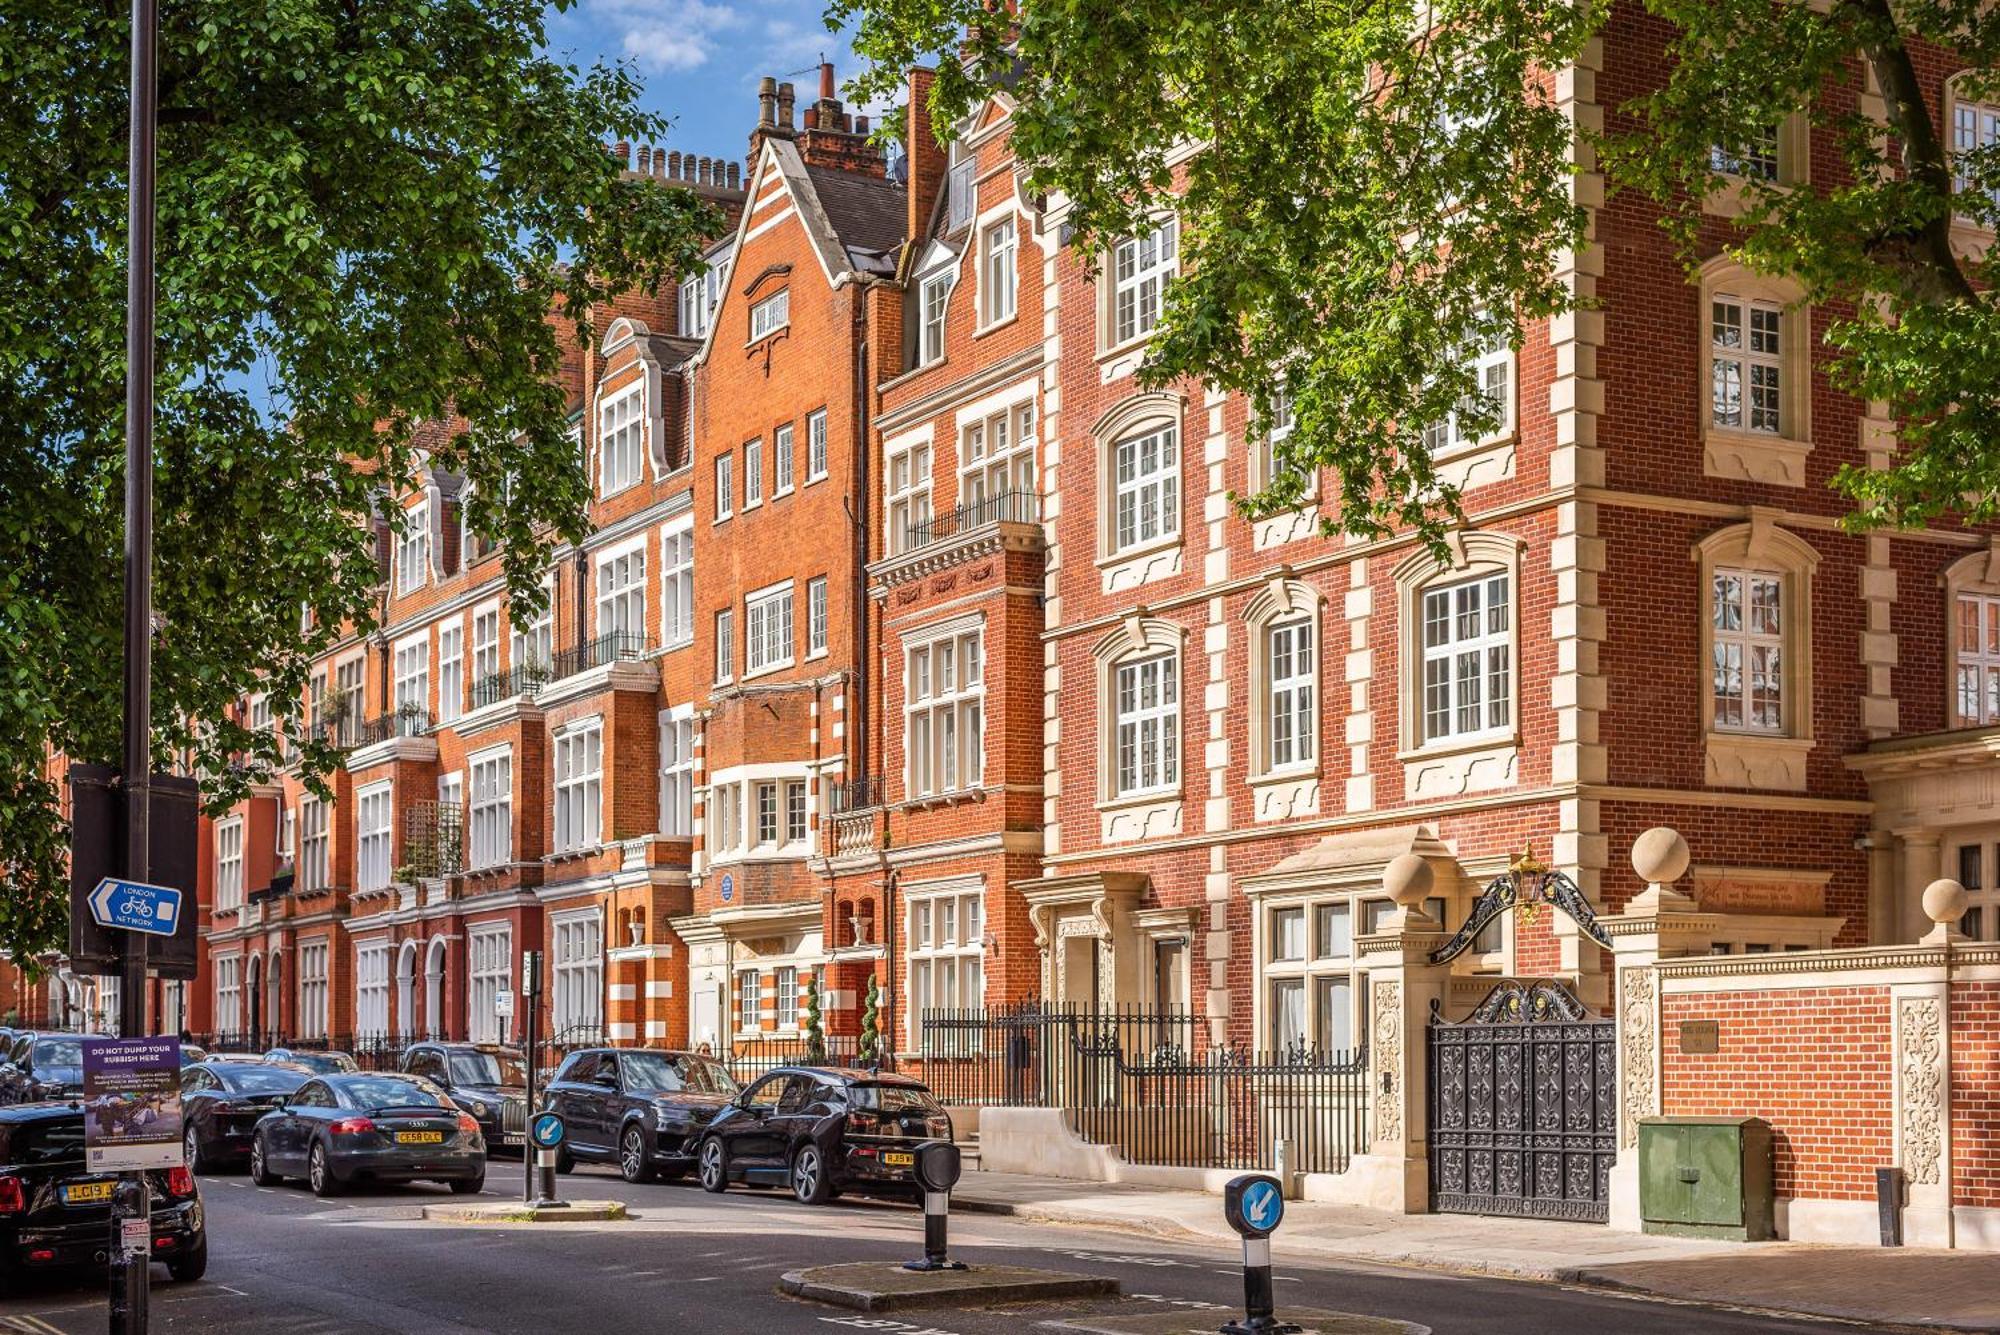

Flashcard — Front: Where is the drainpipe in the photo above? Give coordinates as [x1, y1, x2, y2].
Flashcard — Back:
[849, 285, 872, 786]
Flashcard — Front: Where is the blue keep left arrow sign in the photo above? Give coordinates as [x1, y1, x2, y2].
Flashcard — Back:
[88, 878, 182, 937]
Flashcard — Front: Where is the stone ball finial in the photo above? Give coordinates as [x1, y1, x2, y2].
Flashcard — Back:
[1385, 853, 1434, 908]
[1632, 827, 1691, 887]
[1924, 878, 1969, 928]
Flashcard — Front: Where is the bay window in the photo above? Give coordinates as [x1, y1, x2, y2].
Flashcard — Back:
[553, 722, 603, 852]
[907, 627, 984, 798]
[468, 748, 512, 869]
[357, 783, 393, 891]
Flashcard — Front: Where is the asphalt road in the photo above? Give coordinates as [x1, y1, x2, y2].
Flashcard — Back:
[0, 1158, 1883, 1334]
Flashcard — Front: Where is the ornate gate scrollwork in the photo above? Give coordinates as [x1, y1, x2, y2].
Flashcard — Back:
[1429, 846, 1613, 966]
[1427, 978, 1616, 1223]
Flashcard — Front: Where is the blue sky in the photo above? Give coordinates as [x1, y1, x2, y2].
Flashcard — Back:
[545, 0, 880, 165]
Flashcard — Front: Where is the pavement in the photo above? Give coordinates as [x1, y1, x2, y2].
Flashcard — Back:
[949, 1167, 2000, 1332]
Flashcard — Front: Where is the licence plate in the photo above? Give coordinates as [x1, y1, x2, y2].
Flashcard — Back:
[500, 1134, 524, 1146]
[882, 1151, 914, 1167]
[64, 1181, 114, 1204]
[396, 1131, 445, 1145]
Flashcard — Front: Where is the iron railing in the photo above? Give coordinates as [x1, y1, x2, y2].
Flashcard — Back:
[356, 703, 431, 746]
[550, 631, 646, 682]
[726, 1032, 893, 1084]
[903, 489, 1039, 551]
[404, 800, 465, 879]
[313, 689, 367, 749]
[188, 1032, 414, 1071]
[829, 776, 886, 813]
[916, 1003, 1370, 1175]
[468, 658, 553, 710]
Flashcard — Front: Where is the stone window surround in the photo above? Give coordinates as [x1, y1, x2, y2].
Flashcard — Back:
[1243, 575, 1325, 801]
[1693, 511, 1820, 792]
[1697, 256, 1813, 487]
[1703, 112, 1810, 219]
[1092, 614, 1188, 837]
[1940, 540, 2000, 729]
[1946, 72, 1998, 245]
[1391, 531, 1523, 796]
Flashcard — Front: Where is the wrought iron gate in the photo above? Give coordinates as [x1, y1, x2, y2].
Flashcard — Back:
[1426, 979, 1616, 1222]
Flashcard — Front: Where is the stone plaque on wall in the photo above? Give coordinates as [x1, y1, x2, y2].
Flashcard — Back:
[1679, 1020, 1720, 1055]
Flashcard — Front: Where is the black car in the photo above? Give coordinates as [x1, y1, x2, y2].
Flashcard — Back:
[263, 1048, 359, 1075]
[250, 1071, 485, 1197]
[181, 1060, 310, 1172]
[541, 1048, 739, 1183]
[0, 1103, 206, 1287]
[695, 1067, 953, 1206]
[0, 1034, 88, 1106]
[398, 1043, 527, 1153]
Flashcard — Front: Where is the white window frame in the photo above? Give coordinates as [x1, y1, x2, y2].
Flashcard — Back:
[437, 621, 464, 725]
[1958, 592, 2000, 727]
[1710, 294, 1785, 436]
[395, 502, 430, 595]
[298, 939, 329, 1041]
[807, 576, 829, 658]
[471, 602, 501, 689]
[736, 968, 761, 1035]
[1109, 218, 1178, 348]
[393, 632, 429, 726]
[661, 519, 694, 648]
[745, 581, 795, 676]
[919, 270, 953, 367]
[1953, 91, 2000, 221]
[714, 453, 734, 521]
[594, 537, 647, 643]
[785, 780, 808, 846]
[807, 408, 828, 483]
[906, 624, 985, 799]
[715, 607, 735, 683]
[1710, 567, 1786, 735]
[553, 721, 604, 853]
[599, 384, 645, 496]
[1111, 423, 1179, 555]
[510, 578, 554, 674]
[468, 746, 513, 870]
[754, 781, 779, 848]
[659, 708, 694, 837]
[355, 941, 391, 1039]
[1419, 571, 1513, 747]
[774, 966, 799, 1031]
[774, 422, 795, 496]
[467, 925, 512, 1045]
[886, 432, 933, 556]
[552, 911, 604, 1033]
[213, 955, 242, 1038]
[749, 289, 789, 342]
[960, 399, 1036, 510]
[1423, 328, 1514, 457]
[907, 885, 984, 1046]
[981, 215, 1018, 326]
[743, 437, 763, 509]
[215, 818, 245, 913]
[1114, 652, 1180, 798]
[298, 797, 328, 894]
[1266, 617, 1316, 773]
[356, 782, 394, 891]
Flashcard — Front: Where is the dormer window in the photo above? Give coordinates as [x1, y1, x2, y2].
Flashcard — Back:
[750, 290, 789, 342]
[599, 385, 644, 496]
[946, 158, 976, 231]
[395, 502, 430, 595]
[678, 258, 727, 339]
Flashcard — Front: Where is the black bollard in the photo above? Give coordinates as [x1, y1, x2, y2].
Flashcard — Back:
[1220, 1174, 1301, 1335]
[902, 1140, 967, 1272]
[529, 1111, 570, 1209]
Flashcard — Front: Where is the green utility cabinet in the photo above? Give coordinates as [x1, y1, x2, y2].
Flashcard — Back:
[1639, 1116, 1775, 1241]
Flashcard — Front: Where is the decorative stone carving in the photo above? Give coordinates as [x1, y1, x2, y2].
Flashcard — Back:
[1373, 980, 1403, 1146]
[1898, 995, 1944, 1186]
[1619, 966, 1656, 1149]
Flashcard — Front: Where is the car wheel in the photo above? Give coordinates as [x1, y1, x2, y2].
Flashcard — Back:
[554, 1146, 575, 1175]
[697, 1137, 728, 1194]
[619, 1126, 656, 1184]
[308, 1142, 343, 1198]
[249, 1135, 280, 1186]
[183, 1123, 205, 1175]
[448, 1174, 485, 1196]
[791, 1144, 832, 1206]
[167, 1235, 208, 1283]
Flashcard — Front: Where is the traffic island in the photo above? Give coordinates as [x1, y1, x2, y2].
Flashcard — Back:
[420, 1200, 629, 1224]
[1049, 1311, 1424, 1335]
[778, 1261, 1120, 1312]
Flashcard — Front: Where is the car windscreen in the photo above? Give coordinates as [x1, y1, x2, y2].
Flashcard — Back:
[621, 1052, 739, 1097]
[446, 1053, 525, 1088]
[289, 1053, 356, 1073]
[1, 1117, 86, 1166]
[342, 1077, 449, 1110]
[217, 1065, 307, 1095]
[849, 1084, 945, 1114]
[34, 1039, 83, 1069]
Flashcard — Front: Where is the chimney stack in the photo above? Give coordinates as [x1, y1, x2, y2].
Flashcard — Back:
[905, 67, 946, 240]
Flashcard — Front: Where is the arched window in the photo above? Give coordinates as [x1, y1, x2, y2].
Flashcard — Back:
[1942, 540, 2000, 728]
[1697, 257, 1812, 486]
[1392, 533, 1525, 800]
[1693, 513, 1819, 791]
[1093, 392, 1186, 590]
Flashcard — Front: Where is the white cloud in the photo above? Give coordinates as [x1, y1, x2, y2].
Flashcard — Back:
[586, 0, 746, 73]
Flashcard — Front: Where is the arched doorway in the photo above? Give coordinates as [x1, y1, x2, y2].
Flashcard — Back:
[395, 941, 419, 1040]
[425, 937, 448, 1039]
[245, 953, 264, 1044]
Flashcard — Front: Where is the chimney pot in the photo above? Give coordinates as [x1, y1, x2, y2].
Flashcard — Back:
[778, 82, 796, 129]
[804, 106, 819, 131]
[614, 140, 630, 167]
[855, 115, 869, 135]
[758, 76, 778, 126]
[637, 144, 652, 173]
[669, 150, 683, 179]
[728, 162, 741, 188]
[820, 61, 836, 101]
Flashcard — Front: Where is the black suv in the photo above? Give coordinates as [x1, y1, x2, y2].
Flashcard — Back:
[398, 1042, 527, 1152]
[0, 1103, 207, 1286]
[541, 1048, 738, 1183]
[695, 1067, 952, 1206]
[0, 1034, 88, 1106]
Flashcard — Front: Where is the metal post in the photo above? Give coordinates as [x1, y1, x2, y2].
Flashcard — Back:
[522, 954, 537, 1208]
[111, 0, 158, 1328]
